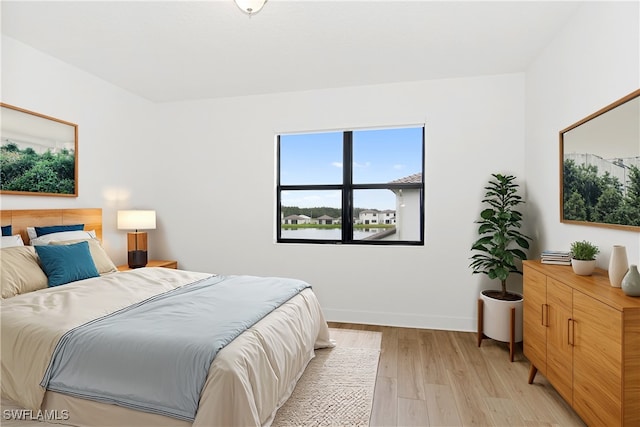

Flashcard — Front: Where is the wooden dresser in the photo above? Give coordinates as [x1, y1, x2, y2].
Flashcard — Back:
[523, 260, 640, 427]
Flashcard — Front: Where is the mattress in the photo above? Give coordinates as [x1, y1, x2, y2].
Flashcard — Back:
[1, 267, 332, 427]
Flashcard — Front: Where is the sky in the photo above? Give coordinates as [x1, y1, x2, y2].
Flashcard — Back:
[279, 126, 423, 210]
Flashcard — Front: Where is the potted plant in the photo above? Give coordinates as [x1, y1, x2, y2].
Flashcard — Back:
[470, 173, 531, 354]
[570, 240, 599, 276]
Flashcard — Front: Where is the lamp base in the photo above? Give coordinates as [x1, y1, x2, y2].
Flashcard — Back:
[128, 250, 148, 269]
[127, 231, 149, 268]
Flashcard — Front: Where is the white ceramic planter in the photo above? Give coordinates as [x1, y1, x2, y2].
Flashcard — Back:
[480, 290, 523, 343]
[572, 259, 596, 276]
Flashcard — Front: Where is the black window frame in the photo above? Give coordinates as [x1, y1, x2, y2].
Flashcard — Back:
[277, 127, 425, 245]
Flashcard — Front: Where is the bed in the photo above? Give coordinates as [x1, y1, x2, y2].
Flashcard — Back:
[1, 208, 332, 427]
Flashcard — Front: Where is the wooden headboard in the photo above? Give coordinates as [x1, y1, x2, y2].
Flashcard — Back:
[0, 208, 102, 244]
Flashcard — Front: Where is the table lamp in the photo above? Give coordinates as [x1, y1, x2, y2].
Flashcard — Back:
[117, 210, 156, 268]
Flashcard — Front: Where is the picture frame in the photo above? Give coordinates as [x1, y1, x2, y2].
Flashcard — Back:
[1, 103, 78, 197]
[560, 89, 640, 231]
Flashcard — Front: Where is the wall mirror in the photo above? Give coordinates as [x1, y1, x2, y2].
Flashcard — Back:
[560, 89, 640, 231]
[1, 103, 78, 197]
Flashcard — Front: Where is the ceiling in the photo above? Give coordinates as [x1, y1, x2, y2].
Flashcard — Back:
[1, 1, 583, 103]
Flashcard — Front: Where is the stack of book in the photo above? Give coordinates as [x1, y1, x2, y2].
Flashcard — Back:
[541, 250, 571, 265]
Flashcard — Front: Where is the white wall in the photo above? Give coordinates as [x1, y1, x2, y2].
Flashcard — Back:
[0, 36, 160, 261]
[154, 74, 525, 331]
[525, 2, 640, 269]
[2, 34, 528, 332]
[5, 1, 635, 332]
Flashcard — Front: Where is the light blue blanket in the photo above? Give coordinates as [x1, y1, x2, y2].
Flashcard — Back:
[40, 274, 311, 421]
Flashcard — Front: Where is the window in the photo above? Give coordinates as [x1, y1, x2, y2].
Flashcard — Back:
[277, 126, 424, 245]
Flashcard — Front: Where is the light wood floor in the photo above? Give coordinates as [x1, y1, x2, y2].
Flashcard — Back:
[328, 322, 586, 427]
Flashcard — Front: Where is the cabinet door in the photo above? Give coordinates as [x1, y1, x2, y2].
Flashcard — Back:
[573, 291, 622, 426]
[546, 279, 573, 404]
[523, 265, 547, 375]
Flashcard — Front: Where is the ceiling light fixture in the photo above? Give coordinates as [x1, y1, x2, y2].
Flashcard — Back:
[234, 0, 268, 16]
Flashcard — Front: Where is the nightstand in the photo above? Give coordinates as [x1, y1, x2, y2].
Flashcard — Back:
[117, 260, 178, 271]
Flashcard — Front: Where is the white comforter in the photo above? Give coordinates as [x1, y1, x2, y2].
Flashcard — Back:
[1, 268, 332, 426]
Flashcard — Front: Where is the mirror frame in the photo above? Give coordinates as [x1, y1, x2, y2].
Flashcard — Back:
[1, 103, 78, 197]
[559, 88, 640, 232]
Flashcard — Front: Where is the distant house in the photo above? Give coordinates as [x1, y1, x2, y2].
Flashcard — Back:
[379, 209, 396, 224]
[298, 214, 311, 224]
[282, 214, 311, 225]
[359, 210, 379, 225]
[317, 215, 334, 225]
[358, 209, 396, 225]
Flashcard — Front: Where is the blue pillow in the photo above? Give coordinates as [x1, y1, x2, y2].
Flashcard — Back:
[35, 241, 99, 287]
[35, 224, 84, 237]
[1, 225, 11, 236]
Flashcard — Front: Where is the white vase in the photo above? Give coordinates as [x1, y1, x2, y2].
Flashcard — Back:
[608, 245, 629, 288]
[572, 259, 596, 276]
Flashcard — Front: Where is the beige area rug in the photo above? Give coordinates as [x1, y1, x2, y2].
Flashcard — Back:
[1, 328, 381, 427]
[272, 328, 382, 427]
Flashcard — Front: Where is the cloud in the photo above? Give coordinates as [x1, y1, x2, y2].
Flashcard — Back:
[393, 164, 405, 170]
[281, 190, 341, 208]
[332, 161, 370, 168]
[353, 161, 371, 168]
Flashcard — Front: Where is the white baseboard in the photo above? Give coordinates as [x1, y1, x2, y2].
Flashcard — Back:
[323, 308, 476, 332]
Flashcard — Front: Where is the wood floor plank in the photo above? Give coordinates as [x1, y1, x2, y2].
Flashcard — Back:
[328, 323, 585, 427]
[431, 329, 467, 373]
[398, 327, 419, 341]
[377, 326, 398, 378]
[454, 331, 509, 399]
[424, 383, 462, 426]
[397, 337, 426, 400]
[484, 396, 527, 426]
[446, 367, 495, 426]
[523, 422, 554, 427]
[417, 329, 448, 386]
[397, 398, 430, 427]
[370, 376, 397, 427]
[328, 324, 382, 348]
[484, 346, 545, 423]
[538, 387, 586, 427]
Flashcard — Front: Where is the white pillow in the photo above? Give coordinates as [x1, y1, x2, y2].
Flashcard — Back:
[27, 226, 85, 240]
[1, 235, 25, 248]
[29, 230, 97, 246]
[26, 227, 37, 241]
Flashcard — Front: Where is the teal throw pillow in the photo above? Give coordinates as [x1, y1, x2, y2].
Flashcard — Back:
[1, 225, 11, 236]
[35, 241, 99, 287]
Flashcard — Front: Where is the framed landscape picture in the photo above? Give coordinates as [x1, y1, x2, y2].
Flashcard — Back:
[1, 103, 78, 197]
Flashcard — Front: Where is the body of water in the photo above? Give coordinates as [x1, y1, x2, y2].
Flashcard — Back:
[281, 228, 380, 240]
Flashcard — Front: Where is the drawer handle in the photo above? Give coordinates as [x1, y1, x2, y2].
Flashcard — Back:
[567, 318, 575, 346]
[541, 303, 549, 327]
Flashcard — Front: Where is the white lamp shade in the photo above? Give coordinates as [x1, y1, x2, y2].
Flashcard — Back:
[234, 0, 267, 15]
[117, 210, 156, 230]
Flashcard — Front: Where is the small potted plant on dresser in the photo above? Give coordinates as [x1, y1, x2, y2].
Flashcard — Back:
[570, 240, 599, 276]
[469, 173, 531, 362]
